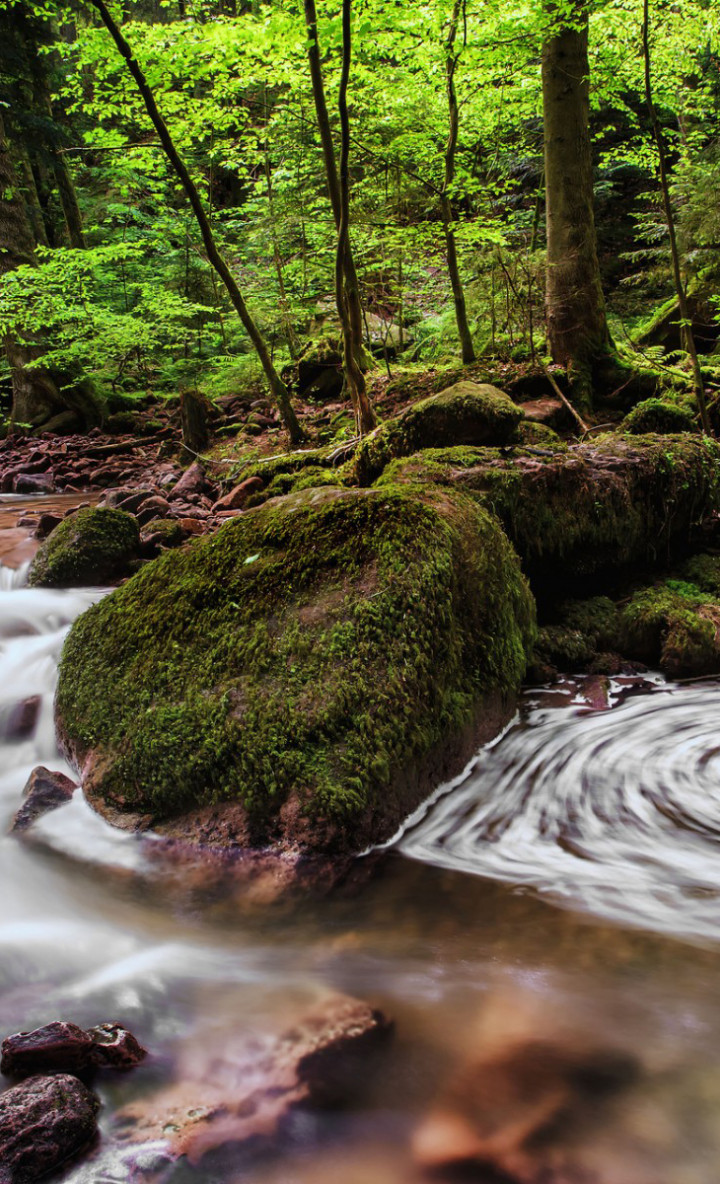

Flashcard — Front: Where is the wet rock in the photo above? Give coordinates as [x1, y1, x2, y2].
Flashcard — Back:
[12, 766, 77, 833]
[115, 490, 156, 515]
[1, 1021, 146, 1079]
[5, 697, 41, 742]
[86, 1023, 147, 1070]
[1, 1023, 94, 1079]
[212, 476, 264, 512]
[115, 994, 391, 1166]
[35, 512, 63, 540]
[13, 472, 54, 495]
[0, 1073, 99, 1183]
[412, 1037, 639, 1182]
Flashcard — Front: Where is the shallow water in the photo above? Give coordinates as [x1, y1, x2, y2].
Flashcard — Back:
[3, 499, 720, 1182]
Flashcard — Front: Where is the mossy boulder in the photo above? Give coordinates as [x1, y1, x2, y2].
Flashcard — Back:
[381, 435, 720, 589]
[55, 485, 535, 854]
[621, 399, 696, 435]
[532, 597, 623, 674]
[28, 508, 140, 589]
[620, 580, 720, 678]
[141, 518, 184, 547]
[681, 553, 720, 597]
[355, 382, 523, 485]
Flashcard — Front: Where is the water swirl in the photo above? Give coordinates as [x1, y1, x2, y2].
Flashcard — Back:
[400, 678, 720, 941]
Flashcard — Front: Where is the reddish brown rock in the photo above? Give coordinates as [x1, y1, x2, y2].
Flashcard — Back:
[170, 462, 211, 499]
[178, 518, 205, 535]
[5, 697, 41, 743]
[86, 1023, 147, 1070]
[0, 1074, 100, 1183]
[136, 495, 173, 524]
[212, 475, 263, 512]
[115, 994, 391, 1166]
[11, 766, 77, 833]
[13, 473, 54, 495]
[35, 512, 63, 540]
[1, 1023, 94, 1079]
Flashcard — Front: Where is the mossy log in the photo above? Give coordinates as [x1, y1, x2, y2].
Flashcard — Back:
[55, 485, 535, 854]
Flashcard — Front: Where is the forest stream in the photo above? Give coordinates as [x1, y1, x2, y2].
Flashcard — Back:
[5, 496, 720, 1184]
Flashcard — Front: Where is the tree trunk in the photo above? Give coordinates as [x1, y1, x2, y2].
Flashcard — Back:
[89, 0, 305, 444]
[542, 0, 612, 405]
[641, 0, 710, 434]
[336, 0, 375, 434]
[441, 0, 475, 365]
[302, 0, 374, 402]
[0, 114, 99, 432]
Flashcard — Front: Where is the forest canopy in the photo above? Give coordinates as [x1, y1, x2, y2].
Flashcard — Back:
[0, 0, 719, 433]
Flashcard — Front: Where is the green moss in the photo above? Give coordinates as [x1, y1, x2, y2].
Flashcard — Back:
[379, 435, 720, 584]
[264, 466, 347, 499]
[355, 382, 524, 485]
[515, 421, 566, 448]
[534, 626, 596, 670]
[28, 508, 140, 588]
[681, 553, 720, 597]
[56, 485, 535, 852]
[620, 581, 720, 677]
[622, 399, 696, 435]
[559, 596, 621, 649]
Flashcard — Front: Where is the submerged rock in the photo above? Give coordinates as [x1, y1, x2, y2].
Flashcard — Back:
[355, 381, 523, 484]
[114, 994, 391, 1167]
[56, 484, 534, 855]
[0, 1073, 100, 1182]
[27, 507, 140, 588]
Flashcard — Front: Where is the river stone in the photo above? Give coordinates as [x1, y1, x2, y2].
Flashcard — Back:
[354, 381, 523, 484]
[114, 994, 391, 1166]
[0, 1073, 100, 1182]
[55, 484, 535, 856]
[27, 506, 140, 588]
[1, 1023, 94, 1079]
[11, 766, 77, 833]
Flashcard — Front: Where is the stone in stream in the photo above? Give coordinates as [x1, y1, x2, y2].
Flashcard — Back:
[113, 994, 392, 1167]
[5, 697, 41, 743]
[0, 1073, 100, 1182]
[11, 766, 77, 832]
[27, 506, 140, 588]
[1, 1021, 147, 1080]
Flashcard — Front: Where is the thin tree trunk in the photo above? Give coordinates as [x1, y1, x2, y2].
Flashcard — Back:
[441, 0, 475, 365]
[88, 0, 305, 443]
[336, 0, 375, 433]
[302, 0, 372, 387]
[542, 0, 612, 405]
[641, 0, 710, 434]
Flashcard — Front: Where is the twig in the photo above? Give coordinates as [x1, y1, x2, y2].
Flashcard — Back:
[538, 359, 589, 434]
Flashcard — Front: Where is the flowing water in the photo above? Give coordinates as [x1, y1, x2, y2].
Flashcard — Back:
[4, 497, 720, 1182]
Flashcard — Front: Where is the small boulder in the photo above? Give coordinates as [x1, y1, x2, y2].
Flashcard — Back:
[13, 472, 54, 495]
[622, 398, 696, 435]
[355, 381, 523, 484]
[11, 766, 77, 833]
[1, 1023, 94, 1079]
[212, 476, 264, 512]
[35, 512, 63, 540]
[27, 507, 140, 588]
[0, 1073, 99, 1182]
[170, 462, 212, 499]
[85, 1023, 147, 1071]
[5, 697, 41, 743]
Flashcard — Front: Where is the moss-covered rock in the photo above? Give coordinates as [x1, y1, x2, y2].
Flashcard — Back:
[620, 580, 720, 678]
[381, 435, 720, 588]
[141, 518, 184, 547]
[56, 485, 535, 854]
[681, 553, 720, 597]
[28, 508, 140, 588]
[515, 421, 566, 448]
[621, 399, 696, 435]
[355, 382, 523, 485]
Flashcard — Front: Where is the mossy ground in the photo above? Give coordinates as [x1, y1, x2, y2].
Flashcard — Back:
[56, 484, 535, 852]
[28, 507, 140, 588]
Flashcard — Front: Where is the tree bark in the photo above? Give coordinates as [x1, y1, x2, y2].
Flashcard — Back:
[302, 0, 375, 417]
[641, 0, 710, 434]
[88, 0, 305, 444]
[441, 0, 475, 365]
[336, 0, 375, 434]
[542, 0, 612, 404]
[0, 114, 99, 432]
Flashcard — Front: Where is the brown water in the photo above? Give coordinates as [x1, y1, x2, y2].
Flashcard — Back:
[3, 497, 720, 1183]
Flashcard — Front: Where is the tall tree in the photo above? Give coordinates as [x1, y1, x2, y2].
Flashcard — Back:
[441, 0, 475, 365]
[541, 0, 613, 405]
[88, 0, 305, 444]
[0, 111, 99, 432]
[302, 0, 376, 434]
